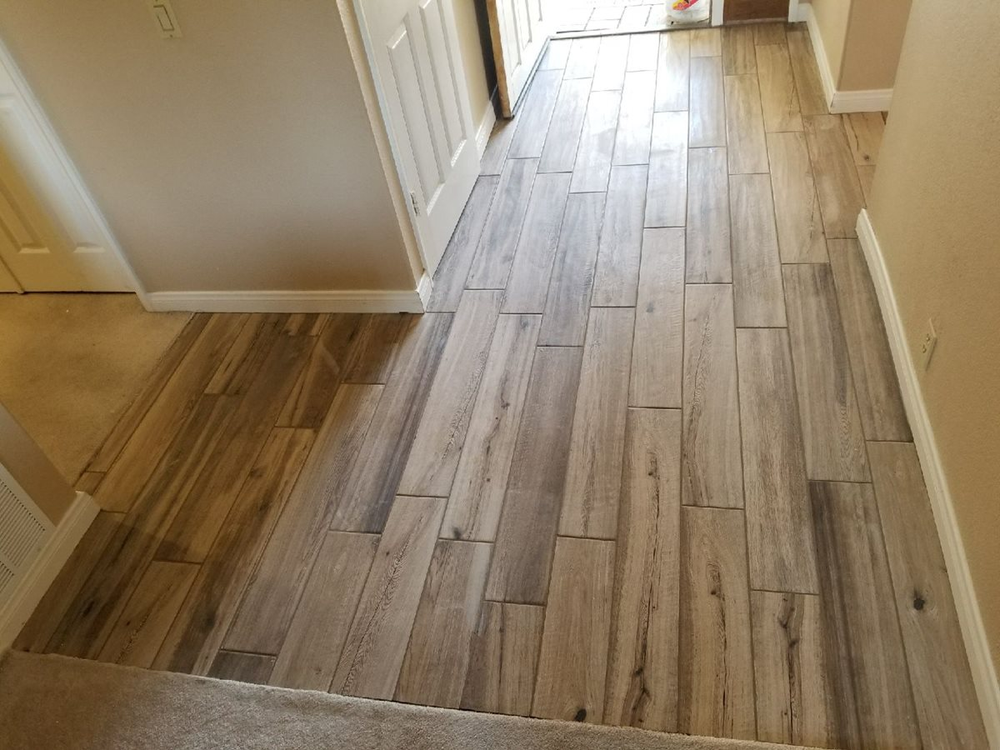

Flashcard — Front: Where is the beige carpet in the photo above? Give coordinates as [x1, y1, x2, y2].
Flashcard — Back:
[0, 294, 189, 482]
[0, 651, 813, 750]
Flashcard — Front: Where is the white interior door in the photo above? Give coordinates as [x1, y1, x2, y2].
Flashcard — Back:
[0, 44, 132, 292]
[357, 0, 480, 277]
[489, 0, 552, 117]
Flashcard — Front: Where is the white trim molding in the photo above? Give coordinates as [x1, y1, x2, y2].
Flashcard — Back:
[803, 5, 893, 114]
[146, 287, 427, 313]
[856, 210, 1000, 746]
[476, 91, 498, 159]
[0, 491, 98, 648]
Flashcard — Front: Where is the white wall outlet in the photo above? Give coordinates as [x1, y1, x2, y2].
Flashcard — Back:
[146, 0, 182, 39]
[919, 319, 938, 371]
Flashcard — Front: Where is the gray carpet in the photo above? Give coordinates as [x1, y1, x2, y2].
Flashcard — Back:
[0, 651, 814, 750]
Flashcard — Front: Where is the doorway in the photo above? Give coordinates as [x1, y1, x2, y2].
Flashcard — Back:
[550, 0, 713, 36]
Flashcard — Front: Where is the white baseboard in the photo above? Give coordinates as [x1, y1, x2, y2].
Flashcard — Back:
[788, 0, 809, 23]
[146, 287, 427, 313]
[803, 6, 893, 114]
[856, 210, 1000, 747]
[0, 491, 98, 648]
[475, 95, 497, 160]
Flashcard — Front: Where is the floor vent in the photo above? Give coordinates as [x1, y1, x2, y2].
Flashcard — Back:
[0, 463, 52, 605]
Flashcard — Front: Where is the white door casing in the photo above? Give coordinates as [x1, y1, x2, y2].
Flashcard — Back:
[355, 0, 480, 277]
[490, 0, 551, 117]
[0, 40, 135, 292]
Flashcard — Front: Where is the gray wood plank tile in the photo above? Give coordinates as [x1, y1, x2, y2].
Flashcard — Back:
[593, 165, 648, 307]
[645, 112, 688, 228]
[686, 147, 731, 283]
[571, 91, 622, 193]
[730, 173, 786, 326]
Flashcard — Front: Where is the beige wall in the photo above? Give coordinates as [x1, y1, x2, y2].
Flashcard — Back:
[454, 0, 495, 127]
[0, 1, 418, 293]
[0, 404, 76, 525]
[807, 0, 911, 91]
[868, 0, 1000, 665]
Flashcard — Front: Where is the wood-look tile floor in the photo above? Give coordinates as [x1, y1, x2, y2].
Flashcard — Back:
[17, 24, 988, 750]
[554, 0, 669, 35]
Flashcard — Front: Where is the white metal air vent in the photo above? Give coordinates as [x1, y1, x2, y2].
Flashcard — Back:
[0, 463, 52, 605]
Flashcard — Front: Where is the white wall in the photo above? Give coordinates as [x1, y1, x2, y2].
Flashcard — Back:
[0, 1, 419, 294]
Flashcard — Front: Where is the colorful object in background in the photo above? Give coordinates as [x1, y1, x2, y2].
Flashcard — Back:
[668, 0, 710, 23]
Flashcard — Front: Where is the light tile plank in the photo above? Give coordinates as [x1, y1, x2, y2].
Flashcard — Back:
[592, 35, 629, 91]
[682, 285, 743, 509]
[565, 37, 601, 79]
[571, 91, 622, 193]
[480, 119, 517, 176]
[856, 164, 876, 205]
[869, 442, 989, 749]
[613, 71, 656, 165]
[331, 496, 446, 699]
[605, 408, 681, 731]
[398, 290, 503, 497]
[157, 333, 314, 562]
[427, 177, 500, 312]
[486, 347, 582, 603]
[736, 328, 819, 592]
[560, 308, 635, 539]
[810, 481, 921, 750]
[532, 537, 615, 723]
[344, 314, 419, 384]
[843, 112, 885, 166]
[722, 25, 756, 75]
[645, 112, 688, 228]
[269, 532, 379, 691]
[689, 57, 726, 148]
[592, 165, 648, 307]
[767, 131, 827, 262]
[538, 192, 606, 346]
[467, 158, 539, 288]
[538, 80, 591, 174]
[787, 26, 827, 116]
[754, 21, 786, 46]
[540, 38, 572, 70]
[686, 147, 731, 283]
[804, 115, 864, 239]
[14, 511, 123, 652]
[443, 314, 540, 541]
[85, 315, 209, 473]
[620, 5, 651, 29]
[626, 32, 659, 71]
[502, 173, 572, 313]
[508, 70, 563, 159]
[752, 592, 837, 747]
[461, 602, 545, 716]
[730, 173, 787, 326]
[330, 314, 452, 533]
[97, 560, 198, 668]
[224, 385, 381, 653]
[724, 74, 769, 174]
[678, 507, 755, 740]
[757, 44, 802, 132]
[153, 427, 315, 675]
[828, 240, 911, 440]
[630, 229, 684, 408]
[208, 651, 275, 684]
[654, 30, 690, 112]
[690, 27, 722, 57]
[395, 540, 492, 708]
[93, 314, 246, 512]
[276, 315, 365, 429]
[783, 263, 869, 481]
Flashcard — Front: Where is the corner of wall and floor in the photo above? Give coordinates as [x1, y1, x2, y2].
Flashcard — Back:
[857, 210, 1000, 746]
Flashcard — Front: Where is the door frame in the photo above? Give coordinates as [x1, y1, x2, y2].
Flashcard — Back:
[340, 0, 480, 299]
[0, 38, 147, 303]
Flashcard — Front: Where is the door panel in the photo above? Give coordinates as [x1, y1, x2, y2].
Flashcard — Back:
[0, 52, 131, 291]
[489, 0, 552, 117]
[360, 0, 479, 277]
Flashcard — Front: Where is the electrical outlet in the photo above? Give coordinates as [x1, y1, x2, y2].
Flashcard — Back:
[919, 319, 938, 371]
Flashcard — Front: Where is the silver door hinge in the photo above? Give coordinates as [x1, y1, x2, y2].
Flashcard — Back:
[410, 191, 421, 216]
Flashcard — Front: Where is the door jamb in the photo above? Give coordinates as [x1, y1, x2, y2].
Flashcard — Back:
[0, 38, 149, 305]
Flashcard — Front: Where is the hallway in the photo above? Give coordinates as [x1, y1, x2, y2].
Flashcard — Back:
[15, 24, 987, 750]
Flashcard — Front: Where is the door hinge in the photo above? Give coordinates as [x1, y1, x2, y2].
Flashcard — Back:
[409, 191, 421, 216]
